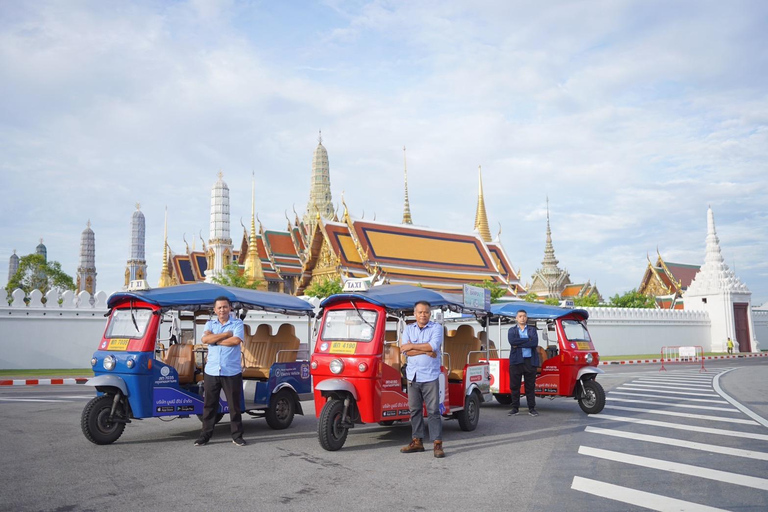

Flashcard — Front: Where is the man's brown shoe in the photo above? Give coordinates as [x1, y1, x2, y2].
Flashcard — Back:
[433, 441, 445, 458]
[400, 438, 425, 453]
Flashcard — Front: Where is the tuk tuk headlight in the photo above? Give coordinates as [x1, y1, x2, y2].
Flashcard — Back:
[586, 353, 594, 364]
[329, 359, 344, 374]
[91, 358, 97, 367]
[126, 358, 135, 369]
[310, 360, 318, 370]
[103, 355, 116, 371]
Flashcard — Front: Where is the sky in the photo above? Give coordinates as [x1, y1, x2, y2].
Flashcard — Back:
[1, 0, 767, 306]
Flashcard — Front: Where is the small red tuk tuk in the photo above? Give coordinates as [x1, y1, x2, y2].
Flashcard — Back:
[310, 284, 491, 451]
[485, 302, 605, 414]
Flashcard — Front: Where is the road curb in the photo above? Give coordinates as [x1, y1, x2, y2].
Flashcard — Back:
[0, 378, 89, 386]
[599, 353, 768, 366]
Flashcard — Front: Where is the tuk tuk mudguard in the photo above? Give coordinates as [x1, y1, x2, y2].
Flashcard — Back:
[576, 367, 604, 380]
[86, 374, 129, 396]
[315, 378, 359, 400]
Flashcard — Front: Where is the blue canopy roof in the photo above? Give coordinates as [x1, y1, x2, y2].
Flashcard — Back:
[320, 284, 489, 314]
[490, 302, 589, 320]
[107, 283, 314, 315]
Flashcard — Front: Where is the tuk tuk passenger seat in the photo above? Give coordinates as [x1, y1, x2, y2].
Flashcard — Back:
[443, 324, 481, 381]
[478, 331, 499, 359]
[537, 346, 548, 374]
[272, 323, 301, 363]
[241, 323, 273, 379]
[164, 343, 195, 385]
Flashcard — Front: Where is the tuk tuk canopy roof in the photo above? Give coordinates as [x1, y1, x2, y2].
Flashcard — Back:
[490, 302, 589, 320]
[107, 283, 315, 316]
[320, 284, 489, 315]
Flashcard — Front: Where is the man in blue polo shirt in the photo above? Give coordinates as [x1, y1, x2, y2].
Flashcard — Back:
[195, 296, 246, 446]
[399, 300, 445, 458]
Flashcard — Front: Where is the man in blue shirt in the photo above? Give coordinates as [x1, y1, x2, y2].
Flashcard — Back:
[195, 296, 246, 446]
[399, 301, 445, 458]
[507, 309, 539, 417]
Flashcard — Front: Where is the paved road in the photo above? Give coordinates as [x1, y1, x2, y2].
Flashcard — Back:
[0, 359, 766, 512]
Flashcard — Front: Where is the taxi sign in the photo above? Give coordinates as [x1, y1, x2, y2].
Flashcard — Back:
[342, 278, 371, 292]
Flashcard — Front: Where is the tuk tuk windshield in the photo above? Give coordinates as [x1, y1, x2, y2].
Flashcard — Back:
[562, 319, 591, 342]
[322, 309, 378, 342]
[106, 308, 153, 339]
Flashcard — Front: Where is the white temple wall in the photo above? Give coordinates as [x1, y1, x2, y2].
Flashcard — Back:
[752, 309, 768, 353]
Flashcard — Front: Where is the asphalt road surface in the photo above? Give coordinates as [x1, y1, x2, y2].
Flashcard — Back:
[1, 359, 766, 512]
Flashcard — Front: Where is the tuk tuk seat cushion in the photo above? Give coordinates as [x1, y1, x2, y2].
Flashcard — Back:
[383, 343, 402, 373]
[242, 323, 300, 379]
[537, 346, 547, 374]
[443, 324, 481, 380]
[164, 343, 195, 385]
[241, 323, 273, 379]
[478, 331, 499, 359]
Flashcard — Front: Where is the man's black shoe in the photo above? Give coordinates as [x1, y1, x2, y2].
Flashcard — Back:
[194, 437, 209, 446]
[529, 409, 539, 417]
[232, 438, 246, 447]
[508, 408, 519, 416]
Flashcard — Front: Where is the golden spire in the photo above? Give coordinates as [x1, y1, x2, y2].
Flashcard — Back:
[158, 206, 173, 287]
[244, 172, 266, 287]
[402, 146, 413, 224]
[473, 165, 492, 242]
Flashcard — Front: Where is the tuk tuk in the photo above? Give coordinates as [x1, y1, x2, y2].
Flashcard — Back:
[81, 282, 314, 445]
[485, 302, 605, 414]
[310, 284, 491, 451]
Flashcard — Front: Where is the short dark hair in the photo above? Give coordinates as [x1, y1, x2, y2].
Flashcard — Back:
[516, 309, 527, 316]
[214, 296, 231, 307]
[414, 300, 431, 309]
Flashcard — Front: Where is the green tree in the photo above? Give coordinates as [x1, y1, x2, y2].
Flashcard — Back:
[523, 292, 539, 303]
[608, 289, 656, 308]
[544, 297, 560, 306]
[304, 277, 343, 298]
[476, 279, 506, 303]
[210, 263, 263, 290]
[6, 253, 75, 297]
[573, 294, 600, 307]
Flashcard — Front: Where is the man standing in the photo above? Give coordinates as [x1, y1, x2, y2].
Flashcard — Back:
[508, 309, 539, 417]
[399, 301, 445, 458]
[195, 296, 246, 447]
[727, 337, 734, 355]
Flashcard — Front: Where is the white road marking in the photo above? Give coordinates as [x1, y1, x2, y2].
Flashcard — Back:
[606, 397, 739, 413]
[713, 369, 768, 429]
[579, 445, 768, 490]
[603, 404, 757, 424]
[571, 476, 728, 512]
[626, 382, 714, 391]
[617, 386, 719, 397]
[0, 398, 71, 403]
[635, 379, 713, 388]
[585, 426, 768, 461]
[609, 391, 728, 403]
[593, 414, 768, 441]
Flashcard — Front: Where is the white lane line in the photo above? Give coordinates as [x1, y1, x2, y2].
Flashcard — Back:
[617, 386, 719, 397]
[578, 445, 768, 491]
[609, 391, 728, 403]
[0, 398, 71, 403]
[593, 414, 768, 441]
[604, 405, 758, 425]
[585, 426, 768, 461]
[606, 397, 739, 413]
[713, 369, 768, 429]
[571, 476, 728, 512]
[635, 380, 713, 388]
[627, 382, 714, 392]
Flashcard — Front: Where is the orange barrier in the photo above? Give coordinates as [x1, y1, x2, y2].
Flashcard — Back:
[660, 345, 706, 372]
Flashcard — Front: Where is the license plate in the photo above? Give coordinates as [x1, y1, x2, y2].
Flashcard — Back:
[330, 342, 357, 354]
[576, 342, 591, 350]
[107, 338, 130, 351]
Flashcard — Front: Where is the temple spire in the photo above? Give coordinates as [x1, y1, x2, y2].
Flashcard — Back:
[541, 197, 560, 271]
[473, 166, 492, 242]
[158, 207, 173, 287]
[305, 131, 333, 229]
[244, 172, 266, 287]
[402, 146, 413, 224]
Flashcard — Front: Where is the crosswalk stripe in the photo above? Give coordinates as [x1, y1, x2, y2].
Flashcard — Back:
[606, 397, 739, 413]
[571, 476, 728, 512]
[585, 426, 768, 461]
[610, 390, 728, 403]
[578, 445, 768, 490]
[627, 382, 714, 391]
[604, 405, 758, 425]
[594, 414, 768, 441]
[635, 379, 713, 388]
[713, 369, 768, 429]
[617, 386, 719, 397]
[0, 398, 71, 403]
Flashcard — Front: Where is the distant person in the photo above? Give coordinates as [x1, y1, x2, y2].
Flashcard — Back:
[195, 296, 246, 447]
[508, 309, 539, 417]
[399, 301, 445, 458]
[727, 337, 734, 355]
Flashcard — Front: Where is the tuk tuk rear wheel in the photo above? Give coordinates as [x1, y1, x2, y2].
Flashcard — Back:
[578, 379, 605, 414]
[457, 392, 481, 431]
[265, 388, 295, 430]
[81, 395, 126, 445]
[318, 398, 349, 451]
[493, 393, 513, 405]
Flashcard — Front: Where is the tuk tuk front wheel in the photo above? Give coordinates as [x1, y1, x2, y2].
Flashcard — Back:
[318, 398, 349, 451]
[265, 388, 295, 430]
[81, 395, 126, 445]
[456, 392, 481, 431]
[578, 379, 605, 414]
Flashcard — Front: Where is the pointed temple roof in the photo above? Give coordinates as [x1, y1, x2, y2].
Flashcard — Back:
[243, 174, 266, 287]
[638, 250, 700, 308]
[473, 166, 492, 243]
[158, 207, 175, 287]
[685, 207, 750, 297]
[402, 146, 413, 225]
[528, 198, 571, 298]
